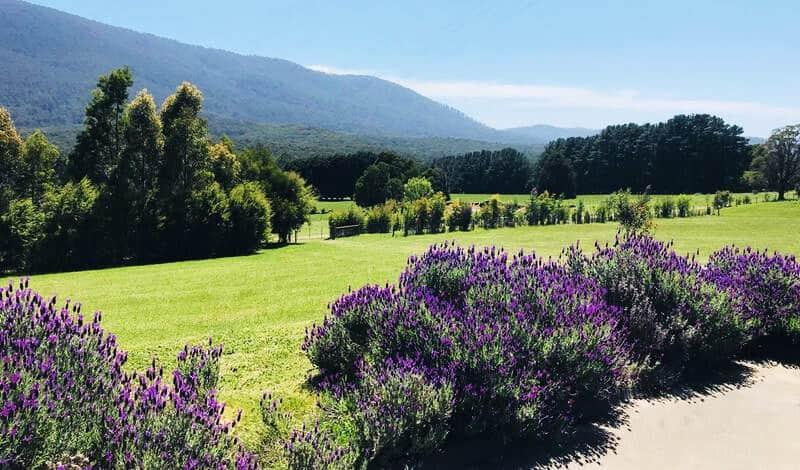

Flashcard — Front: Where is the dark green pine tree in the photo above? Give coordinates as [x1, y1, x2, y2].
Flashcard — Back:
[158, 82, 214, 258]
[108, 90, 164, 261]
[68, 67, 134, 184]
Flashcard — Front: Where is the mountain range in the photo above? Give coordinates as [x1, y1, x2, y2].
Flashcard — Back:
[0, 0, 597, 158]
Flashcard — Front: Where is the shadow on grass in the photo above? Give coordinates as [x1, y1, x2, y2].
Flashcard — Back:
[425, 357, 774, 469]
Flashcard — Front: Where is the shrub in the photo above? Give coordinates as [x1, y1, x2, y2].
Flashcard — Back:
[552, 198, 569, 224]
[365, 202, 394, 233]
[676, 195, 691, 217]
[304, 243, 629, 443]
[478, 195, 503, 228]
[0, 280, 256, 468]
[228, 182, 271, 254]
[364, 207, 390, 234]
[284, 421, 356, 470]
[428, 192, 446, 233]
[713, 190, 732, 212]
[574, 199, 586, 224]
[703, 247, 800, 340]
[348, 358, 453, 467]
[407, 197, 431, 234]
[503, 200, 520, 227]
[594, 201, 610, 223]
[526, 190, 567, 225]
[445, 199, 472, 232]
[566, 235, 745, 388]
[328, 206, 365, 235]
[656, 197, 675, 218]
[608, 190, 652, 235]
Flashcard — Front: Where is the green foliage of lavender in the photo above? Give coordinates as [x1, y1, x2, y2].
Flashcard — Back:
[300, 243, 631, 466]
[0, 280, 257, 468]
[566, 236, 745, 388]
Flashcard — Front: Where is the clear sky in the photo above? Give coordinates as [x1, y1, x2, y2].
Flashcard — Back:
[28, 0, 800, 136]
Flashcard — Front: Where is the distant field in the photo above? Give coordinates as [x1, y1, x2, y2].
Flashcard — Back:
[299, 192, 791, 241]
[24, 201, 800, 446]
[299, 200, 357, 240]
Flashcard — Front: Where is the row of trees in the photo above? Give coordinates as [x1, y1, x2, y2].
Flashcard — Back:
[285, 151, 447, 206]
[430, 148, 532, 194]
[288, 147, 530, 203]
[533, 114, 752, 197]
[329, 177, 449, 236]
[0, 67, 314, 273]
[287, 114, 795, 205]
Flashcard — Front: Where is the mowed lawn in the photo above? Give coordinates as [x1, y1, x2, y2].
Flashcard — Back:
[23, 201, 800, 446]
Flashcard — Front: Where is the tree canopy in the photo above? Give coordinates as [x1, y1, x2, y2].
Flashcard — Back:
[534, 115, 750, 195]
[0, 68, 315, 273]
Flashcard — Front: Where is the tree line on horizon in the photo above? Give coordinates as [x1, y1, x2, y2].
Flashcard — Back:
[0, 67, 314, 273]
[285, 114, 798, 205]
[532, 114, 799, 199]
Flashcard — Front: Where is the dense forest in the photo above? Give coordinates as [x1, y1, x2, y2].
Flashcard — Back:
[0, 68, 314, 273]
[431, 148, 532, 194]
[533, 114, 752, 196]
[288, 114, 774, 204]
[18, 121, 547, 163]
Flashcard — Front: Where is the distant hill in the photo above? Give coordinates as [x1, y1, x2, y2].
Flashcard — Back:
[1, 0, 598, 158]
[0, 0, 503, 141]
[501, 124, 600, 142]
[21, 119, 545, 162]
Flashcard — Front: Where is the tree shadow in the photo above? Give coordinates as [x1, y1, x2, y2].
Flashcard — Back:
[738, 334, 800, 370]
[424, 406, 629, 469]
[641, 360, 757, 404]
[426, 360, 759, 469]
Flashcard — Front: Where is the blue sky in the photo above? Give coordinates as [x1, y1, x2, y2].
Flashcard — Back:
[29, 0, 800, 136]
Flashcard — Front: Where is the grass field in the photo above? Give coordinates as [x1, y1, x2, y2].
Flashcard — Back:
[301, 193, 794, 241]
[21, 200, 800, 447]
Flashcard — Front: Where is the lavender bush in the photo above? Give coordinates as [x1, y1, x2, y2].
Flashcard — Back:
[566, 236, 745, 388]
[703, 246, 800, 339]
[303, 242, 631, 458]
[300, 235, 800, 467]
[0, 279, 257, 468]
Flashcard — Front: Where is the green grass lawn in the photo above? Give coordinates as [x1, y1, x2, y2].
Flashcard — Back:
[20, 201, 800, 447]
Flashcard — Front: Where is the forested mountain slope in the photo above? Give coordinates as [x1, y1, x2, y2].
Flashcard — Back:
[1, 0, 500, 140]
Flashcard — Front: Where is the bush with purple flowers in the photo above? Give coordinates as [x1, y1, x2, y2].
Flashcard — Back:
[703, 246, 800, 339]
[566, 235, 745, 388]
[302, 242, 631, 464]
[297, 235, 800, 467]
[0, 279, 257, 468]
[340, 357, 453, 467]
